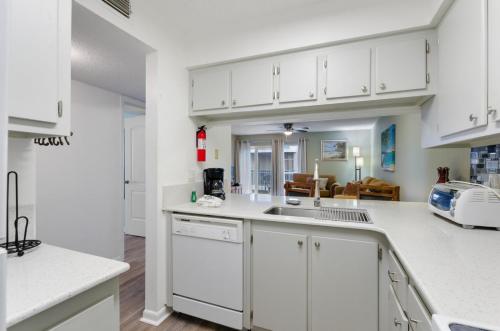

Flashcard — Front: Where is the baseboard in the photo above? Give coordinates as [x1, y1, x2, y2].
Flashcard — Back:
[140, 306, 171, 326]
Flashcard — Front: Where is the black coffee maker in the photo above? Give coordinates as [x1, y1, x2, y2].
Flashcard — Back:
[203, 168, 225, 200]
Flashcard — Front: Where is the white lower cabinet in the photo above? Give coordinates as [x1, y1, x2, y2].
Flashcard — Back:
[388, 286, 409, 331]
[48, 296, 114, 331]
[252, 229, 308, 331]
[407, 286, 432, 331]
[251, 225, 379, 331]
[311, 236, 378, 331]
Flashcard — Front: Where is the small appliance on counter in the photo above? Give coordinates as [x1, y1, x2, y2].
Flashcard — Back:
[0, 171, 41, 256]
[203, 168, 225, 200]
[428, 181, 500, 230]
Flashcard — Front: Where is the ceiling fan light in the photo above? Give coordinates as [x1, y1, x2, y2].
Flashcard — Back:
[283, 131, 293, 136]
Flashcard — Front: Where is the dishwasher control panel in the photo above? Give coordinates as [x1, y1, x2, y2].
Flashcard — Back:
[172, 214, 243, 243]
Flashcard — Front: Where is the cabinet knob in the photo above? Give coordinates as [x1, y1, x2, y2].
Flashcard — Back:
[379, 83, 386, 90]
[394, 318, 402, 327]
[57, 100, 63, 118]
[361, 85, 368, 93]
[314, 242, 320, 249]
[488, 106, 497, 116]
[469, 114, 478, 122]
[221, 100, 225, 106]
[297, 240, 303, 246]
[232, 100, 237, 106]
[124, 180, 130, 184]
[324, 87, 327, 95]
[309, 92, 314, 98]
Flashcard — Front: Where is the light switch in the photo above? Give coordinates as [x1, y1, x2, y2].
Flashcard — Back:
[214, 149, 219, 160]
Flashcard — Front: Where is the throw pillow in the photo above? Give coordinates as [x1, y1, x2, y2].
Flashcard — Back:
[319, 178, 328, 190]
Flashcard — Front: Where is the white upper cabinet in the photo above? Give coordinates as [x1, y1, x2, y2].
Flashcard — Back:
[325, 47, 371, 99]
[488, 0, 500, 122]
[277, 55, 318, 103]
[437, 0, 488, 136]
[375, 38, 428, 94]
[191, 69, 230, 111]
[6, 0, 71, 135]
[311, 236, 378, 331]
[231, 60, 274, 108]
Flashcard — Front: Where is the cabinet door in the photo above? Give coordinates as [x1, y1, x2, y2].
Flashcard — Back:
[7, 0, 60, 123]
[407, 286, 432, 331]
[489, 0, 500, 122]
[48, 296, 116, 331]
[232, 61, 274, 108]
[191, 69, 230, 111]
[388, 286, 409, 331]
[278, 56, 318, 103]
[375, 38, 427, 94]
[311, 236, 378, 331]
[438, 0, 488, 136]
[252, 230, 307, 331]
[326, 47, 371, 99]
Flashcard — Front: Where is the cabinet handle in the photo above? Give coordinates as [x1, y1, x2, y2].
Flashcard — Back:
[314, 242, 320, 249]
[388, 271, 399, 283]
[469, 114, 478, 122]
[221, 100, 226, 106]
[297, 240, 303, 246]
[232, 100, 237, 106]
[57, 100, 63, 118]
[393, 318, 402, 327]
[361, 85, 368, 93]
[124, 180, 130, 184]
[409, 318, 419, 326]
[324, 87, 327, 95]
[309, 92, 314, 98]
[379, 83, 386, 90]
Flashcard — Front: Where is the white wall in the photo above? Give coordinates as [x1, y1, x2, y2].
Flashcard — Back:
[36, 81, 124, 260]
[7, 138, 36, 239]
[205, 124, 232, 193]
[372, 112, 470, 202]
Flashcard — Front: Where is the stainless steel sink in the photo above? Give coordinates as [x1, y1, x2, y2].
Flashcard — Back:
[264, 207, 320, 218]
[264, 206, 372, 224]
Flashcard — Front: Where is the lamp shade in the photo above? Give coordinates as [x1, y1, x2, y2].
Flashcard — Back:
[352, 146, 361, 157]
[357, 157, 364, 167]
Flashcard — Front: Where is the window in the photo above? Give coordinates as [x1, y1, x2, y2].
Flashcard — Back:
[284, 144, 299, 182]
[250, 145, 272, 194]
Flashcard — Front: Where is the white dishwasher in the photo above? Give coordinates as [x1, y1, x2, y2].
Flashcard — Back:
[172, 214, 243, 330]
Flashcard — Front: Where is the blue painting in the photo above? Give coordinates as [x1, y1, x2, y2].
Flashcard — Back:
[381, 124, 396, 172]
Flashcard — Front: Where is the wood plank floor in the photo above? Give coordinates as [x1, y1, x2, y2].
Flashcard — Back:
[120, 235, 233, 331]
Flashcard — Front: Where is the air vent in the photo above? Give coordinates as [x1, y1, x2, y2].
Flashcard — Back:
[102, 0, 130, 18]
[316, 207, 372, 224]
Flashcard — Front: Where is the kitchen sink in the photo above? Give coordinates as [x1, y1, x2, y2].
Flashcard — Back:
[264, 206, 372, 224]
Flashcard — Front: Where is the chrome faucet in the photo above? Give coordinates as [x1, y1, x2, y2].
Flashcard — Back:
[313, 159, 321, 207]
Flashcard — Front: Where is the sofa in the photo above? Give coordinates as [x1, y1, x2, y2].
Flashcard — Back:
[284, 173, 339, 198]
[334, 176, 400, 201]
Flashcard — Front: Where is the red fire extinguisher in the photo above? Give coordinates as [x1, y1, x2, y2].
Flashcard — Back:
[196, 125, 207, 162]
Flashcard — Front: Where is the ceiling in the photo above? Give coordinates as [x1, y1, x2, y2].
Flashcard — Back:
[72, 3, 152, 101]
[232, 118, 378, 136]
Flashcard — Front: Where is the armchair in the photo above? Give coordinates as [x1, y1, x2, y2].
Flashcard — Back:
[284, 173, 339, 198]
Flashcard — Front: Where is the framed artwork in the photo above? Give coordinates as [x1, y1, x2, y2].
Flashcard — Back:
[381, 124, 396, 172]
[321, 140, 347, 161]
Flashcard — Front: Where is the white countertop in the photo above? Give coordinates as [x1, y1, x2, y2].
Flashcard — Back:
[168, 194, 500, 327]
[6, 244, 129, 327]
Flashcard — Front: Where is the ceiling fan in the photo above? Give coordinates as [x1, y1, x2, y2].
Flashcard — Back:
[267, 123, 309, 136]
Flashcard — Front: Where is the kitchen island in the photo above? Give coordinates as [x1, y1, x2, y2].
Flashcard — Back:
[167, 194, 500, 330]
[6, 244, 129, 331]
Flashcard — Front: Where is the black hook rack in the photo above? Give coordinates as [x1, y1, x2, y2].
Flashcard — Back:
[0, 171, 41, 256]
[34, 132, 73, 146]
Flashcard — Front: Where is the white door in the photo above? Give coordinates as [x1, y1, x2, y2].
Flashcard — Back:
[489, 0, 500, 122]
[231, 60, 274, 108]
[311, 236, 378, 331]
[7, 0, 60, 123]
[278, 55, 318, 103]
[191, 69, 230, 111]
[252, 229, 308, 331]
[375, 38, 427, 94]
[124, 115, 145, 237]
[438, 0, 488, 136]
[326, 47, 371, 99]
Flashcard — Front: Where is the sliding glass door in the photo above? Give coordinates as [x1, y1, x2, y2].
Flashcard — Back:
[284, 143, 299, 182]
[250, 145, 272, 194]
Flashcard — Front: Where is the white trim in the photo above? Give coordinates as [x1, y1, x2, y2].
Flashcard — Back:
[140, 306, 171, 326]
